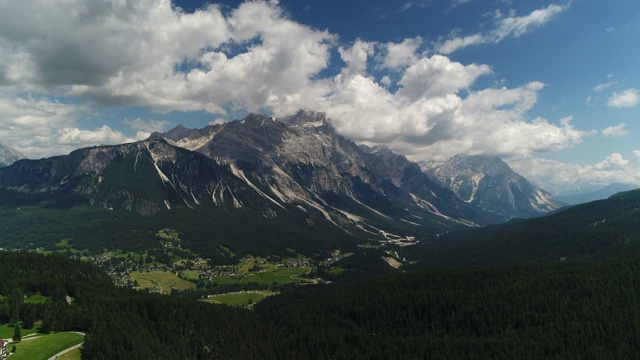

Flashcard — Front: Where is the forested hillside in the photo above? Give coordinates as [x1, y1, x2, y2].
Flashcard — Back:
[403, 189, 640, 268]
[2, 251, 640, 359]
[0, 204, 358, 263]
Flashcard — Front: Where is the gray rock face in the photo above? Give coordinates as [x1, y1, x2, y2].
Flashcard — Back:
[0, 144, 25, 167]
[0, 110, 501, 237]
[0, 140, 263, 215]
[420, 154, 564, 219]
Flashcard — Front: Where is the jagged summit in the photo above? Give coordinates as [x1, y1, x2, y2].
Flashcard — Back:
[0, 110, 503, 242]
[163, 124, 191, 140]
[0, 143, 25, 167]
[361, 145, 397, 157]
[450, 154, 512, 175]
[420, 154, 564, 219]
[279, 109, 329, 127]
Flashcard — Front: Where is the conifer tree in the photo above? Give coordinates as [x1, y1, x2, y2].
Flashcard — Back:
[12, 323, 21, 342]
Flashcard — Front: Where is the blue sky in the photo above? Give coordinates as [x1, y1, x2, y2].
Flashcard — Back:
[0, 0, 638, 192]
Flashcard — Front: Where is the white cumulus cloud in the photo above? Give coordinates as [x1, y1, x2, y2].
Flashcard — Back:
[123, 118, 171, 133]
[0, 0, 592, 170]
[511, 151, 640, 194]
[602, 123, 629, 137]
[607, 89, 640, 108]
[380, 37, 423, 70]
[56, 126, 143, 147]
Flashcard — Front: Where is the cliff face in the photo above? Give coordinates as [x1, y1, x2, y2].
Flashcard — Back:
[420, 154, 564, 219]
[0, 111, 502, 239]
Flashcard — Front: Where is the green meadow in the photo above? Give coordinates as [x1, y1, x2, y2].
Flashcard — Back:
[130, 270, 195, 293]
[201, 291, 273, 306]
[11, 332, 84, 360]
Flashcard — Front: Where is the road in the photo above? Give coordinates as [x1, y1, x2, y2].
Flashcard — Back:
[47, 339, 84, 360]
[4, 332, 85, 360]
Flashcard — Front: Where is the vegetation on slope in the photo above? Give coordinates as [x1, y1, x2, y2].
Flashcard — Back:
[2, 250, 640, 359]
[0, 203, 359, 263]
[404, 189, 640, 268]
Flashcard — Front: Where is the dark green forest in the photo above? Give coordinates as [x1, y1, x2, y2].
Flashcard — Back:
[2, 251, 640, 359]
[403, 189, 640, 268]
[0, 204, 359, 263]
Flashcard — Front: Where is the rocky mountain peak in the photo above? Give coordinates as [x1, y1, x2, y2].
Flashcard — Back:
[0, 110, 505, 240]
[421, 154, 563, 219]
[0, 143, 26, 167]
[241, 113, 273, 125]
[449, 154, 512, 176]
[363, 145, 396, 157]
[279, 109, 329, 128]
[162, 124, 197, 141]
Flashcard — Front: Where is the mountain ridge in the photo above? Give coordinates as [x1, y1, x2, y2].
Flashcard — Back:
[404, 188, 640, 268]
[0, 143, 25, 167]
[0, 111, 505, 254]
[420, 154, 564, 219]
[555, 182, 639, 205]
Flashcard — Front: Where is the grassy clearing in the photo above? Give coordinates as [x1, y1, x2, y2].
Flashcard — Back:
[24, 294, 50, 304]
[130, 270, 195, 293]
[56, 347, 81, 360]
[11, 332, 84, 360]
[201, 291, 273, 306]
[0, 322, 42, 338]
[238, 256, 267, 271]
[181, 270, 200, 281]
[240, 267, 312, 285]
[0, 294, 48, 304]
[218, 245, 235, 259]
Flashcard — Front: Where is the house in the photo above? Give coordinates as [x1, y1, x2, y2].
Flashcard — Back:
[0, 338, 7, 359]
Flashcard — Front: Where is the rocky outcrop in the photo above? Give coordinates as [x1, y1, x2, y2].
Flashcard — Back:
[420, 154, 564, 219]
[0, 111, 502, 238]
[0, 143, 25, 167]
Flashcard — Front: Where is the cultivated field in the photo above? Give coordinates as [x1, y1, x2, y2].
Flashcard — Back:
[0, 322, 41, 338]
[130, 270, 196, 293]
[201, 291, 274, 306]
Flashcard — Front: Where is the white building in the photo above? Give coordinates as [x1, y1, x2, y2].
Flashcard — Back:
[0, 338, 7, 359]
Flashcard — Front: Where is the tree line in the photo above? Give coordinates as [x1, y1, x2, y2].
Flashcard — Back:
[2, 250, 640, 359]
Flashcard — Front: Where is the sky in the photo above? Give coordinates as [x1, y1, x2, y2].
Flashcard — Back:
[0, 0, 638, 193]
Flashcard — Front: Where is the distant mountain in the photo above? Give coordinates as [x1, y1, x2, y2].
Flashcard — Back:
[405, 189, 640, 268]
[0, 110, 502, 255]
[555, 182, 639, 205]
[0, 139, 266, 214]
[419, 154, 564, 219]
[0, 143, 25, 167]
[154, 110, 498, 230]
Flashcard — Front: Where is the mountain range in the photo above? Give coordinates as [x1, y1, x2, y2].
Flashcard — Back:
[420, 154, 564, 219]
[404, 187, 640, 268]
[0, 143, 25, 167]
[554, 182, 639, 205]
[0, 110, 571, 255]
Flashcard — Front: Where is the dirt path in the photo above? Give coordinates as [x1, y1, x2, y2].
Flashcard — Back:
[47, 332, 85, 360]
[47, 342, 83, 360]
